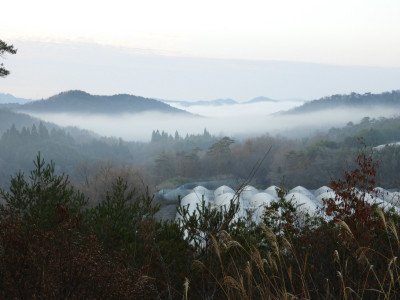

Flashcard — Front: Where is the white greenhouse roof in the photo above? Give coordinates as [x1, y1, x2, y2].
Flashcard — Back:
[169, 184, 400, 224]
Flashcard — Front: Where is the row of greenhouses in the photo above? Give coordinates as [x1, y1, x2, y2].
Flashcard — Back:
[175, 185, 400, 223]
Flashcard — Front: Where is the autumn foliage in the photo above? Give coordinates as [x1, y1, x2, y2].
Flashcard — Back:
[324, 148, 384, 247]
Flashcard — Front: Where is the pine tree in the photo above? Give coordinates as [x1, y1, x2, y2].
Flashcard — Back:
[0, 40, 17, 78]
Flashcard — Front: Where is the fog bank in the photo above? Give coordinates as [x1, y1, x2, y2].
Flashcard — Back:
[22, 101, 399, 141]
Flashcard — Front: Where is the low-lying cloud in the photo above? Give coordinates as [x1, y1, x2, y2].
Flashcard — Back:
[22, 101, 400, 142]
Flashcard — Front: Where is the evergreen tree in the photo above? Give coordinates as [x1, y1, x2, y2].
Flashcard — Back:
[0, 40, 17, 78]
[0, 152, 87, 230]
[38, 122, 49, 139]
[174, 130, 180, 141]
[31, 124, 38, 137]
[208, 136, 235, 176]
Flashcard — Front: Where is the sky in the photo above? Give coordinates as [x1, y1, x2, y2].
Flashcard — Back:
[1, 0, 400, 100]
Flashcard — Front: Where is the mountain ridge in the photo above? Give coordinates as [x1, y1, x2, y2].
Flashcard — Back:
[0, 93, 32, 105]
[161, 98, 238, 107]
[4, 90, 400, 116]
[161, 96, 301, 107]
[284, 90, 400, 114]
[17, 90, 191, 115]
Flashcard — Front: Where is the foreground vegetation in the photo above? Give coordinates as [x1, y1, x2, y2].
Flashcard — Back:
[0, 150, 400, 299]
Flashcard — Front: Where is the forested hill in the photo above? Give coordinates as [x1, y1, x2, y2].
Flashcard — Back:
[285, 90, 400, 114]
[18, 90, 191, 115]
[0, 109, 44, 135]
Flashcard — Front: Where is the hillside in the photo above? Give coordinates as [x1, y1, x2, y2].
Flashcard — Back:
[0, 109, 101, 140]
[18, 90, 191, 115]
[285, 90, 400, 114]
[0, 109, 44, 135]
[0, 121, 133, 189]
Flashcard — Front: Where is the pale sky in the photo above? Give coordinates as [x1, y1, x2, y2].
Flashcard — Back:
[3, 0, 400, 66]
[1, 0, 400, 100]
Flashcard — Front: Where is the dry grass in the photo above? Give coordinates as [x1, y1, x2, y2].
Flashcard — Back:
[187, 206, 400, 299]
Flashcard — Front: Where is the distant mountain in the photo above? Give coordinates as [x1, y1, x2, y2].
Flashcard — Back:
[0, 93, 32, 104]
[245, 96, 278, 104]
[162, 96, 305, 107]
[162, 98, 238, 107]
[285, 91, 400, 114]
[18, 90, 191, 115]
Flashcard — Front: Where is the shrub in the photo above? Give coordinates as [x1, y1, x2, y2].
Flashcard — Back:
[0, 206, 157, 299]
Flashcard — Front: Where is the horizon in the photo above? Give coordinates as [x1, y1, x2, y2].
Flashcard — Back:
[3, 87, 400, 105]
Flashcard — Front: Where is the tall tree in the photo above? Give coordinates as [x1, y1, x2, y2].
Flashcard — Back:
[0, 40, 17, 78]
[208, 136, 235, 176]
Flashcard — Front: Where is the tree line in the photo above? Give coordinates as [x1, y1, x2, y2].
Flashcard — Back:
[2, 115, 400, 191]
